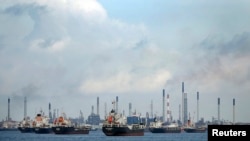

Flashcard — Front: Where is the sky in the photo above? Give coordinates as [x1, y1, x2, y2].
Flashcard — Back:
[0, 0, 249, 123]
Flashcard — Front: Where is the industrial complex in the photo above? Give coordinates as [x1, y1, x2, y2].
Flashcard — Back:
[0, 82, 248, 130]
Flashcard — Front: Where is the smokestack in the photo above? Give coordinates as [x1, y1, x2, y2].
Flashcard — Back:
[167, 94, 170, 122]
[184, 93, 188, 125]
[218, 97, 220, 123]
[53, 109, 56, 119]
[116, 96, 118, 114]
[162, 89, 165, 122]
[179, 104, 181, 122]
[233, 98, 235, 124]
[129, 102, 132, 116]
[97, 97, 99, 115]
[104, 102, 107, 118]
[182, 82, 184, 125]
[182, 82, 184, 93]
[49, 103, 52, 120]
[150, 100, 153, 118]
[57, 109, 59, 118]
[91, 105, 94, 114]
[197, 92, 199, 122]
[24, 96, 27, 119]
[8, 98, 10, 121]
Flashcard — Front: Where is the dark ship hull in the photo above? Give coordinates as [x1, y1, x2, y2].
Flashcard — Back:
[149, 127, 182, 133]
[52, 126, 89, 134]
[33, 127, 53, 134]
[183, 127, 207, 133]
[18, 127, 34, 133]
[102, 126, 144, 136]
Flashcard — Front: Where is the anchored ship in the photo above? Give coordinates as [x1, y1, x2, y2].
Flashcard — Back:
[17, 117, 34, 133]
[183, 126, 207, 133]
[149, 117, 181, 133]
[33, 113, 53, 134]
[183, 120, 207, 133]
[52, 113, 90, 134]
[102, 108, 145, 136]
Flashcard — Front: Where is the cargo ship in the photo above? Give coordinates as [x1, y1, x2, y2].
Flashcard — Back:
[17, 117, 34, 133]
[183, 120, 207, 133]
[102, 109, 145, 136]
[52, 113, 90, 134]
[183, 126, 207, 133]
[33, 113, 53, 134]
[149, 117, 181, 133]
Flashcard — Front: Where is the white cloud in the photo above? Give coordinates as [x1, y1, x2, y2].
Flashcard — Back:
[29, 37, 70, 53]
[79, 69, 171, 94]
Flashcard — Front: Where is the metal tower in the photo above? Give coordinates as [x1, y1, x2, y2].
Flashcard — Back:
[197, 92, 199, 122]
[162, 89, 165, 122]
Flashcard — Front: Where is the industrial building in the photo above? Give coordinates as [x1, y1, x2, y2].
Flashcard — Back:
[86, 97, 101, 127]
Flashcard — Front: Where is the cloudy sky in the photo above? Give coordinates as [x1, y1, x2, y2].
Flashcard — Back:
[0, 0, 249, 123]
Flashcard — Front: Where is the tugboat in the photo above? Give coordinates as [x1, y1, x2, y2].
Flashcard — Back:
[17, 117, 34, 133]
[183, 120, 207, 133]
[52, 113, 90, 134]
[102, 107, 145, 136]
[149, 117, 181, 133]
[33, 112, 53, 134]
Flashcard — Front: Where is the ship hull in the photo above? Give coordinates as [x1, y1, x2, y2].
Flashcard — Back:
[33, 127, 53, 134]
[52, 126, 89, 134]
[18, 127, 34, 133]
[102, 126, 144, 136]
[149, 127, 182, 133]
[183, 127, 207, 133]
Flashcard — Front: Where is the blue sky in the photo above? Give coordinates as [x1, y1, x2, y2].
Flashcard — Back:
[0, 0, 249, 123]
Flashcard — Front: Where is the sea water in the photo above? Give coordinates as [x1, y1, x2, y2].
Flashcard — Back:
[0, 130, 207, 141]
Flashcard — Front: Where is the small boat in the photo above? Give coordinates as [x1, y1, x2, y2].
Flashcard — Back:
[102, 109, 145, 136]
[17, 117, 34, 133]
[33, 113, 53, 134]
[183, 120, 207, 133]
[52, 113, 90, 134]
[149, 117, 181, 133]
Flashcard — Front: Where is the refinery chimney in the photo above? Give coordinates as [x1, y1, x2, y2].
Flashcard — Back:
[162, 89, 165, 122]
[218, 97, 220, 124]
[97, 97, 99, 115]
[104, 102, 107, 118]
[197, 92, 199, 122]
[179, 104, 181, 122]
[129, 102, 132, 116]
[49, 103, 52, 120]
[24, 96, 27, 119]
[150, 100, 153, 118]
[166, 94, 170, 122]
[181, 82, 188, 125]
[91, 105, 94, 114]
[182, 82, 184, 125]
[116, 96, 118, 114]
[184, 92, 188, 125]
[8, 98, 10, 121]
[233, 98, 235, 124]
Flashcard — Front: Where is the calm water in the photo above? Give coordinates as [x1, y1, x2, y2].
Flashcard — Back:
[0, 130, 207, 141]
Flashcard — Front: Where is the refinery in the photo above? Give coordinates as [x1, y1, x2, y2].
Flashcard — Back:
[0, 82, 249, 132]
